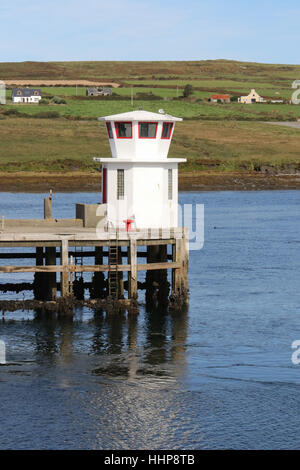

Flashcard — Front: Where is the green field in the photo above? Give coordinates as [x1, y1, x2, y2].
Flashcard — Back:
[1, 99, 300, 122]
[0, 117, 299, 174]
[1, 59, 300, 176]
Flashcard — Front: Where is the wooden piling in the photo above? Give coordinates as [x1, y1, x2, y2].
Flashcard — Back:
[129, 238, 137, 299]
[60, 239, 69, 297]
[90, 247, 106, 299]
[44, 198, 52, 220]
[118, 247, 124, 298]
[45, 247, 57, 300]
[34, 247, 44, 300]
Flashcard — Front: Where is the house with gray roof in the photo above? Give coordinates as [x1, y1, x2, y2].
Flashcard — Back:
[86, 87, 112, 97]
[12, 88, 42, 104]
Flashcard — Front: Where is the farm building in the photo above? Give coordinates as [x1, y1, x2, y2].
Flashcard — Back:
[12, 88, 42, 103]
[86, 87, 112, 97]
[210, 94, 230, 103]
[238, 89, 265, 104]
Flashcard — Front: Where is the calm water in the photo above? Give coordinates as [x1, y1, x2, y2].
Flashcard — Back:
[0, 190, 299, 450]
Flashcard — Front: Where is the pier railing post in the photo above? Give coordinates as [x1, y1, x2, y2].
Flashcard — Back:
[60, 238, 69, 298]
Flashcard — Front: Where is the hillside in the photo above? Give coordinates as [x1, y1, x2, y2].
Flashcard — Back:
[0, 59, 300, 190]
[0, 59, 299, 98]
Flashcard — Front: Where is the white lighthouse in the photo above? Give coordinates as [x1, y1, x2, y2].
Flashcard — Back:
[94, 109, 186, 230]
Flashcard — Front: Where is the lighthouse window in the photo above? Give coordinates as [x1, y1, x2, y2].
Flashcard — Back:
[115, 122, 132, 138]
[168, 169, 173, 200]
[106, 122, 113, 139]
[161, 122, 173, 139]
[117, 169, 125, 200]
[138, 122, 158, 138]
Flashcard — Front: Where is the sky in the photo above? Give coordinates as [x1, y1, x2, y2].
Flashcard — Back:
[0, 0, 299, 64]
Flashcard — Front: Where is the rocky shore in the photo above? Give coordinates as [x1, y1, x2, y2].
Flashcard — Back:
[0, 170, 299, 192]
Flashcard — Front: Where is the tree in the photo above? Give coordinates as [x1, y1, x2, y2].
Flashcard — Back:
[183, 84, 193, 98]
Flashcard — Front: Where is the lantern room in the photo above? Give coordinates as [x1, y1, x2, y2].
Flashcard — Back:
[94, 110, 186, 230]
[100, 110, 181, 160]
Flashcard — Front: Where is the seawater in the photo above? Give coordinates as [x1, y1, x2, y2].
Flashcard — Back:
[0, 190, 299, 450]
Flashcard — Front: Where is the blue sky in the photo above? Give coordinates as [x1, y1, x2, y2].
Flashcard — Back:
[0, 0, 299, 64]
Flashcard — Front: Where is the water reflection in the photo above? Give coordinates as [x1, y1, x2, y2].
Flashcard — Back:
[9, 305, 189, 381]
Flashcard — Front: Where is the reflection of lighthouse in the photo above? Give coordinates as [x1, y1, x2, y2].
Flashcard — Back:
[94, 109, 186, 229]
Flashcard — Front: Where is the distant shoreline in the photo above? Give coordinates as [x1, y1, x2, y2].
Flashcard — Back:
[0, 171, 299, 192]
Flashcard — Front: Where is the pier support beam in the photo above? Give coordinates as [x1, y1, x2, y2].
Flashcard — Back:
[146, 244, 170, 310]
[45, 247, 57, 300]
[128, 238, 137, 299]
[118, 247, 124, 299]
[60, 239, 69, 298]
[170, 231, 189, 308]
[90, 247, 106, 299]
[33, 247, 44, 300]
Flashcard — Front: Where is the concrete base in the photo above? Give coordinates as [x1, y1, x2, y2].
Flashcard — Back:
[76, 203, 107, 228]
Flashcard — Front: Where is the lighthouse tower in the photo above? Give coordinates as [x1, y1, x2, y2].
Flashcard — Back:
[94, 109, 186, 230]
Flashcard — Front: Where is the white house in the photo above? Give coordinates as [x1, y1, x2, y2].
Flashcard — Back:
[12, 88, 42, 103]
[94, 109, 186, 230]
[238, 89, 265, 104]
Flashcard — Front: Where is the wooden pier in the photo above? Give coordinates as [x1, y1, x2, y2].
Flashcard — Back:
[0, 218, 189, 314]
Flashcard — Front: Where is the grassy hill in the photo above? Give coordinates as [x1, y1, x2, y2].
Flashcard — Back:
[0, 59, 300, 101]
[0, 59, 300, 187]
[0, 59, 299, 96]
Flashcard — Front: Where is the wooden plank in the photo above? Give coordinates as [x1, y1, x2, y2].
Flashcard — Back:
[0, 228, 183, 243]
[0, 261, 180, 274]
[0, 239, 176, 249]
[0, 250, 107, 259]
[0, 266, 64, 273]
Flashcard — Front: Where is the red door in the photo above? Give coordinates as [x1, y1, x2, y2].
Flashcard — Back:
[102, 167, 107, 203]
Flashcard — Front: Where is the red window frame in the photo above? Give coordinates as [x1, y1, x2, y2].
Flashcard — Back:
[161, 122, 174, 140]
[114, 121, 132, 139]
[138, 121, 158, 139]
[106, 122, 113, 139]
